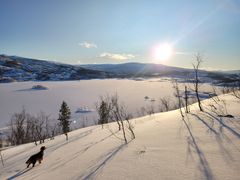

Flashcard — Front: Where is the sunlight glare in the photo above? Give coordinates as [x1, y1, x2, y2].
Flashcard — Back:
[153, 43, 173, 63]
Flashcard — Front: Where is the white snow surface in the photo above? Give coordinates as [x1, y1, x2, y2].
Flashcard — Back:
[0, 93, 240, 180]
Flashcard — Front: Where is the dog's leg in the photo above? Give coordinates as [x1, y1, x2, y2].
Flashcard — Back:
[32, 160, 36, 167]
[38, 160, 42, 164]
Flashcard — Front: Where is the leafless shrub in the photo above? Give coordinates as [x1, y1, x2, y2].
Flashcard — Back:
[232, 80, 240, 99]
[146, 103, 155, 115]
[220, 79, 240, 100]
[35, 112, 51, 144]
[221, 85, 231, 95]
[208, 93, 230, 117]
[49, 122, 59, 140]
[8, 108, 56, 146]
[8, 108, 27, 145]
[136, 107, 147, 117]
[159, 97, 171, 112]
[96, 94, 135, 144]
[232, 90, 240, 99]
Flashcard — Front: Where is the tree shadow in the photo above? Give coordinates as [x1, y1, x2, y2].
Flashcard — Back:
[7, 167, 32, 180]
[77, 142, 129, 180]
[48, 133, 116, 171]
[190, 113, 236, 164]
[182, 116, 214, 180]
[191, 113, 218, 135]
[49, 127, 97, 154]
[204, 112, 240, 138]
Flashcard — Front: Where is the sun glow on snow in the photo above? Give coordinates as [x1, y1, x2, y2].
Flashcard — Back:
[152, 43, 173, 63]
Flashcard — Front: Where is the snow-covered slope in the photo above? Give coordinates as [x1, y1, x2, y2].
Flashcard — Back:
[0, 55, 110, 82]
[0, 93, 240, 180]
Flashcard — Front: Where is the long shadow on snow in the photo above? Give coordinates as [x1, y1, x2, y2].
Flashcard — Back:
[200, 112, 240, 152]
[183, 116, 214, 180]
[203, 112, 240, 138]
[190, 113, 218, 135]
[77, 142, 129, 180]
[7, 167, 33, 180]
[49, 127, 98, 153]
[190, 113, 235, 164]
[48, 133, 116, 171]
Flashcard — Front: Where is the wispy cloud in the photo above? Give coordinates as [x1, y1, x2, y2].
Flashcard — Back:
[99, 52, 135, 60]
[79, 42, 97, 48]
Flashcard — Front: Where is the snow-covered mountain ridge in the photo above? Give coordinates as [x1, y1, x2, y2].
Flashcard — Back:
[0, 54, 239, 85]
[0, 55, 110, 82]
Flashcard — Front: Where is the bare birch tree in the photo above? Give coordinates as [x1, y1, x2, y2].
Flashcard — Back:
[193, 53, 204, 111]
[96, 94, 135, 144]
[172, 80, 184, 118]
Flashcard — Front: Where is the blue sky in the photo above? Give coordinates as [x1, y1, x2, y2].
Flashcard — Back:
[0, 0, 239, 69]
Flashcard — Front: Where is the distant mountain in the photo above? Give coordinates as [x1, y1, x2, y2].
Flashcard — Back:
[80, 63, 239, 85]
[0, 55, 111, 82]
[0, 54, 239, 85]
[81, 63, 193, 77]
[217, 70, 240, 74]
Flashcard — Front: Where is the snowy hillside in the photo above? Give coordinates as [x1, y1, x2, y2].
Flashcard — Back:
[0, 55, 110, 82]
[0, 93, 240, 180]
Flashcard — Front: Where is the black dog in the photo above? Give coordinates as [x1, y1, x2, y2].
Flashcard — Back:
[26, 146, 46, 168]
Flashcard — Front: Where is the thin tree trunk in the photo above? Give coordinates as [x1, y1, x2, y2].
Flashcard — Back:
[185, 86, 189, 113]
[0, 150, 4, 167]
[126, 119, 135, 139]
[120, 119, 127, 144]
[193, 54, 204, 112]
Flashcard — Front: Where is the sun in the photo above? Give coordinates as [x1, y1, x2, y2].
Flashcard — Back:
[152, 43, 173, 63]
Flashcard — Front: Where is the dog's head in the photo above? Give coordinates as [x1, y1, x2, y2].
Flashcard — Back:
[40, 146, 46, 151]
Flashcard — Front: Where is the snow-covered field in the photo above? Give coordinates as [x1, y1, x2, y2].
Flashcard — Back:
[0, 79, 219, 129]
[0, 93, 239, 180]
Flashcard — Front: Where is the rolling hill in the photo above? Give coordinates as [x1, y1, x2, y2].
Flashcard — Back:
[0, 55, 111, 82]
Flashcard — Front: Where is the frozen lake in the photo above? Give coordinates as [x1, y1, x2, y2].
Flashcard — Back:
[0, 78, 220, 129]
